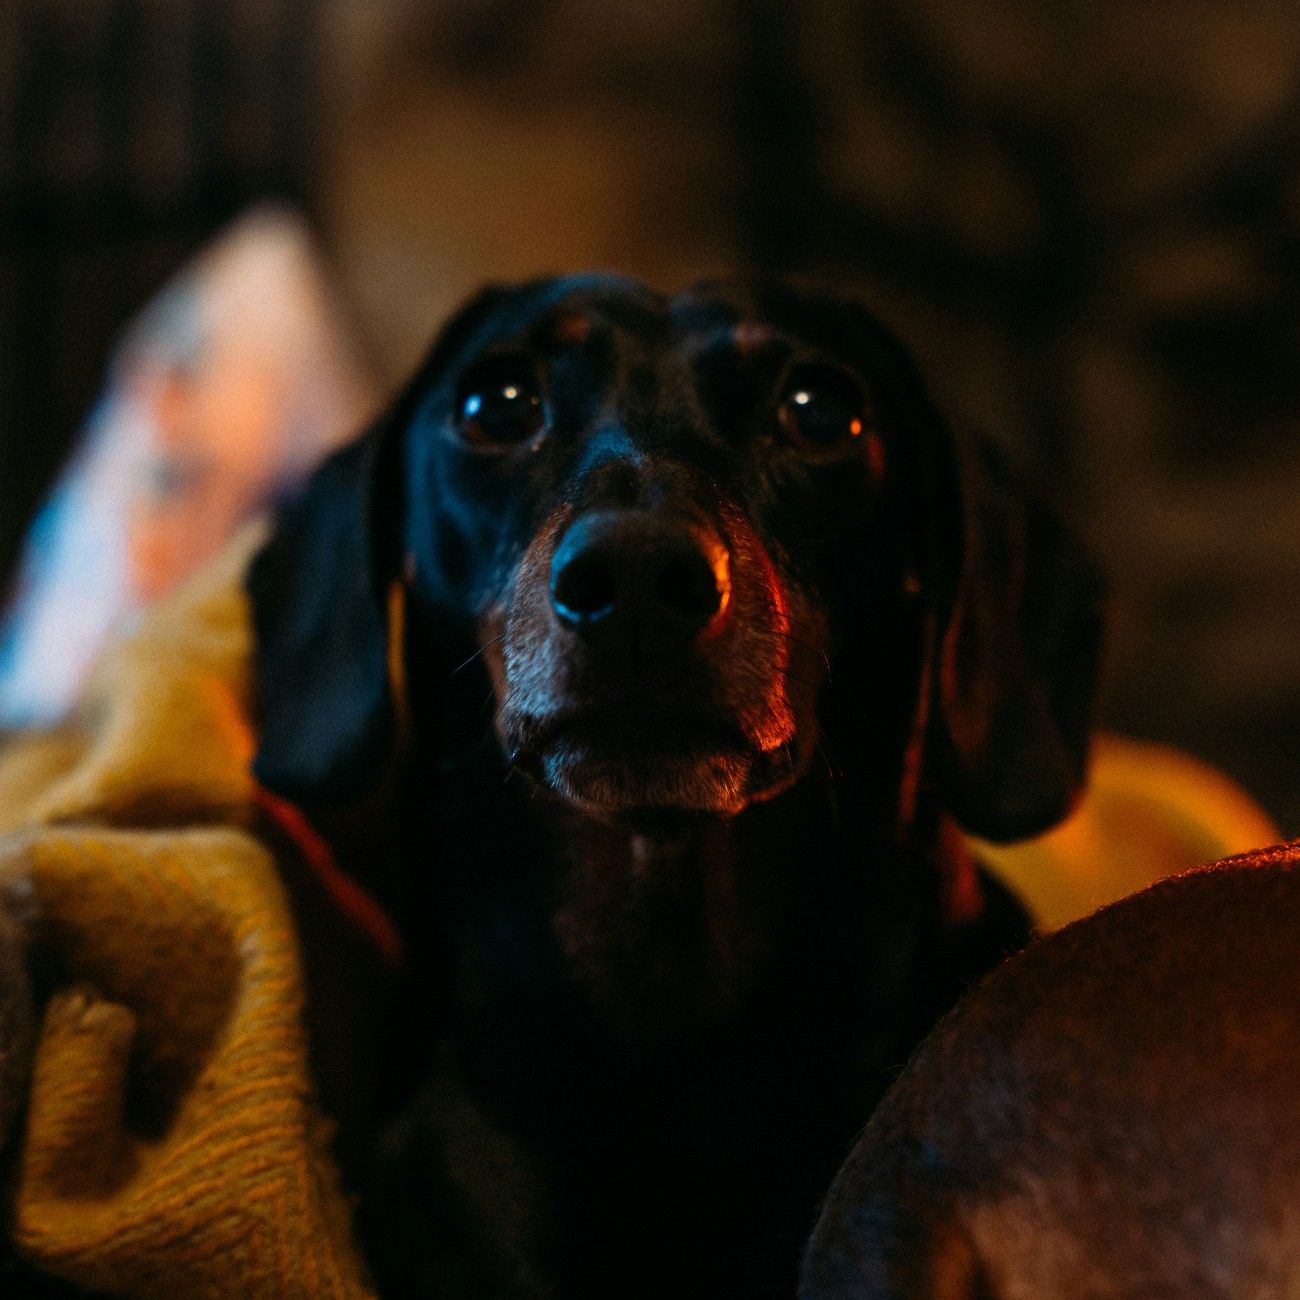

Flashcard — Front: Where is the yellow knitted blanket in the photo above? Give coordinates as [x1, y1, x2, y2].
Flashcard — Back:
[0, 528, 375, 1298]
[0, 529, 1280, 1297]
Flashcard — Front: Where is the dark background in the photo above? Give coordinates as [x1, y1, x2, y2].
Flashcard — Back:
[2, 0, 1298, 831]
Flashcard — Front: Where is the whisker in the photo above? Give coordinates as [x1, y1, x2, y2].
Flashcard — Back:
[818, 731, 844, 779]
[448, 632, 506, 680]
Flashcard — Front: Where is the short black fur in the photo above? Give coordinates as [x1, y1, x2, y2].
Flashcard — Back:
[247, 275, 1103, 1299]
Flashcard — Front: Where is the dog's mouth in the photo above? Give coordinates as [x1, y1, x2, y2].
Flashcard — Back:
[487, 497, 826, 821]
[506, 708, 802, 820]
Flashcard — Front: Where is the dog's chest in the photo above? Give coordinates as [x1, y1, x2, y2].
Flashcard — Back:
[397, 947, 885, 1300]
[420, 789, 878, 1107]
[379, 795, 905, 1296]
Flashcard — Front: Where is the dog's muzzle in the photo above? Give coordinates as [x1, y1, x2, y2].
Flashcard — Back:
[495, 503, 813, 820]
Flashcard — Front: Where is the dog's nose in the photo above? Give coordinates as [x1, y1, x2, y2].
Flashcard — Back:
[549, 511, 729, 638]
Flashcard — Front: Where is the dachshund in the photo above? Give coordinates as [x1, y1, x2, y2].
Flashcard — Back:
[246, 274, 1103, 1299]
[800, 843, 1300, 1300]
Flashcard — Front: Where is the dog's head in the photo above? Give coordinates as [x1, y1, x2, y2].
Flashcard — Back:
[249, 275, 1102, 844]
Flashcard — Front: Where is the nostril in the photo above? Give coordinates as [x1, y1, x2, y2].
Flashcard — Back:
[549, 511, 730, 638]
[552, 552, 618, 625]
[656, 552, 723, 629]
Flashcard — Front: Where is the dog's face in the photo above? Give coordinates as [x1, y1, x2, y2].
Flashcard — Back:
[250, 275, 1102, 845]
[398, 276, 924, 822]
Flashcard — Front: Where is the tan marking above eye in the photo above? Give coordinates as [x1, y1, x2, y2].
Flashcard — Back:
[732, 321, 775, 357]
[548, 312, 593, 344]
[865, 429, 887, 482]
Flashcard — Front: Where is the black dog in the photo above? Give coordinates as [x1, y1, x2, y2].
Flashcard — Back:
[247, 275, 1102, 1299]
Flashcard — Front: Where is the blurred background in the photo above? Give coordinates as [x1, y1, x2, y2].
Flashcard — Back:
[1, 0, 1297, 831]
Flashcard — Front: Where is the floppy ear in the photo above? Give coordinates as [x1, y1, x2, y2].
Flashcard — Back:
[931, 434, 1105, 843]
[248, 427, 400, 805]
[248, 286, 514, 806]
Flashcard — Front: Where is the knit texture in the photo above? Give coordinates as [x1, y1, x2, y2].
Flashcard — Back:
[0, 526, 376, 1298]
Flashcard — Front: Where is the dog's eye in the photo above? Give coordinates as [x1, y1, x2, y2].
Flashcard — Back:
[455, 363, 547, 448]
[777, 368, 874, 454]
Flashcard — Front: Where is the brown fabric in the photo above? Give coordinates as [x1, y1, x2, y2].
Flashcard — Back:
[0, 528, 375, 1298]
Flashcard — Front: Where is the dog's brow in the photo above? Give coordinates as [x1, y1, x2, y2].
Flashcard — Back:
[732, 321, 776, 355]
[683, 322, 791, 362]
[533, 311, 595, 348]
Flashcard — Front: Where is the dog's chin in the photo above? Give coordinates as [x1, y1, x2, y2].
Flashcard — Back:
[520, 731, 802, 823]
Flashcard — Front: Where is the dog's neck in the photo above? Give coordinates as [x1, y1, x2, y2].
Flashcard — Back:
[550, 813, 774, 1036]
[536, 768, 928, 1043]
